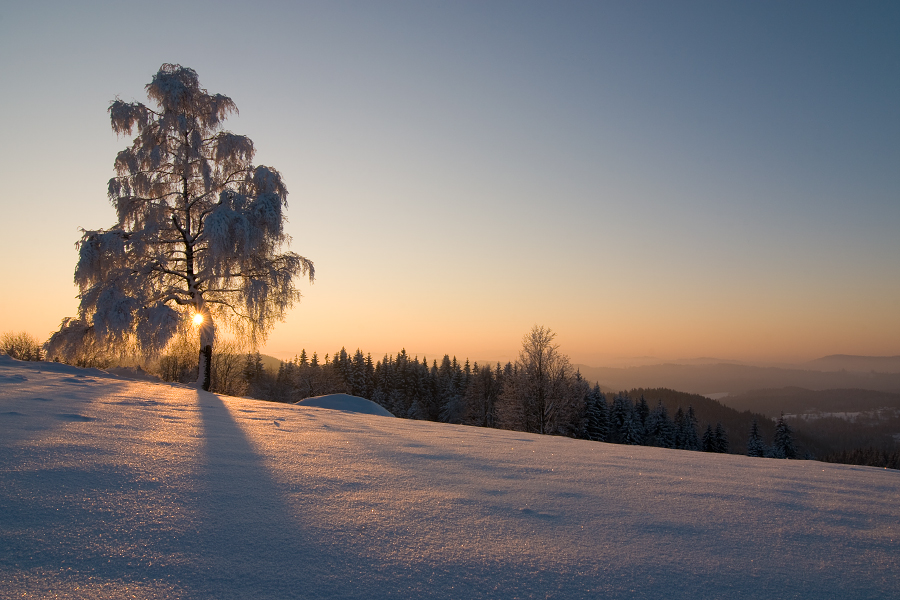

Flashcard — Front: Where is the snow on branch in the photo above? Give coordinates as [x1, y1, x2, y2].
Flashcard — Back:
[135, 303, 180, 352]
[75, 229, 129, 288]
[214, 132, 254, 165]
[109, 100, 151, 136]
[93, 287, 141, 341]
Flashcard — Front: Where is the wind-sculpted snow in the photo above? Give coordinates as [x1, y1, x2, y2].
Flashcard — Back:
[1, 360, 898, 599]
[295, 393, 396, 417]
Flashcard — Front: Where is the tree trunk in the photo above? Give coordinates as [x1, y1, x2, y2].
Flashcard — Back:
[195, 309, 215, 391]
[198, 344, 212, 391]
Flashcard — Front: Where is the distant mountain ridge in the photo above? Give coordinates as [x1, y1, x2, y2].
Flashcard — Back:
[722, 387, 900, 417]
[573, 362, 900, 396]
[807, 355, 900, 373]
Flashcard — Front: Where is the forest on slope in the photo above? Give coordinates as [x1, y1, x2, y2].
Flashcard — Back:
[3, 329, 897, 467]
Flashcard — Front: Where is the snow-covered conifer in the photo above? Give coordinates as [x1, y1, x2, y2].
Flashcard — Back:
[683, 406, 701, 451]
[636, 395, 650, 428]
[610, 394, 633, 442]
[647, 400, 676, 448]
[747, 419, 766, 457]
[773, 413, 796, 459]
[48, 64, 313, 390]
[713, 422, 729, 453]
[622, 406, 645, 445]
[702, 424, 716, 452]
[584, 385, 610, 442]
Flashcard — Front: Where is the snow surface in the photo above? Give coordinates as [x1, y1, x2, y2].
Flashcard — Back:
[295, 393, 396, 417]
[1, 358, 899, 599]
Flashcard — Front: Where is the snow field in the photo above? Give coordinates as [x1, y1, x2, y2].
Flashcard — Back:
[1, 357, 898, 599]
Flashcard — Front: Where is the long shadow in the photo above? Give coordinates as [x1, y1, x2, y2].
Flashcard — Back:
[187, 390, 352, 599]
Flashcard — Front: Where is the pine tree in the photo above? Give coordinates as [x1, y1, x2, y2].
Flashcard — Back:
[702, 424, 716, 452]
[773, 413, 796, 459]
[747, 419, 766, 457]
[636, 395, 650, 429]
[683, 406, 700, 451]
[673, 407, 686, 449]
[713, 422, 729, 453]
[621, 405, 645, 445]
[350, 349, 366, 397]
[584, 385, 610, 442]
[610, 394, 632, 443]
[646, 400, 675, 448]
[364, 353, 375, 399]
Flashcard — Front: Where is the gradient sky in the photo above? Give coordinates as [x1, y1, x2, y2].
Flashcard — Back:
[1, 1, 898, 366]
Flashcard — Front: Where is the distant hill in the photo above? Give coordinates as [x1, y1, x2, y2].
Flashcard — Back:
[807, 355, 900, 373]
[574, 363, 900, 396]
[720, 387, 900, 455]
[721, 387, 900, 417]
[619, 387, 820, 458]
[258, 353, 284, 373]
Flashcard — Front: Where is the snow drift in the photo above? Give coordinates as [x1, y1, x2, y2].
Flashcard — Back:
[1, 357, 898, 599]
[295, 393, 395, 417]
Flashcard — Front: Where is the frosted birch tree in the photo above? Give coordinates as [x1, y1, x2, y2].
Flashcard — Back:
[48, 64, 313, 390]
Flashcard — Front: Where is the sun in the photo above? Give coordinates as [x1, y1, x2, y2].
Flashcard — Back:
[192, 312, 204, 326]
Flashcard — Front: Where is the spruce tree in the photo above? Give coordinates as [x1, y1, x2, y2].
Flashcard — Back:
[746, 419, 766, 457]
[713, 422, 729, 453]
[647, 400, 675, 448]
[673, 407, 686, 449]
[702, 424, 716, 452]
[610, 394, 632, 443]
[773, 413, 796, 459]
[621, 408, 645, 445]
[683, 406, 700, 451]
[636, 395, 650, 429]
[584, 385, 610, 442]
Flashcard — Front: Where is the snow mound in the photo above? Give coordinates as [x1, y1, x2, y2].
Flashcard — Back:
[295, 393, 395, 417]
[0, 354, 112, 378]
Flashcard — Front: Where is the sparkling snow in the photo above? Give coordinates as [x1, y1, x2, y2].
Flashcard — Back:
[1, 356, 898, 599]
[295, 393, 395, 417]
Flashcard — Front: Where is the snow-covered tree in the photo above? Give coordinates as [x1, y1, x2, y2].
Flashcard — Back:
[713, 422, 729, 453]
[702, 424, 716, 452]
[49, 64, 313, 389]
[621, 406, 645, 445]
[747, 419, 766, 457]
[683, 406, 701, 451]
[610, 394, 633, 442]
[584, 385, 610, 442]
[646, 400, 675, 448]
[773, 413, 796, 459]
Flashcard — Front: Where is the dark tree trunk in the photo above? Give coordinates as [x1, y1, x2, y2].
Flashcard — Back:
[200, 345, 212, 391]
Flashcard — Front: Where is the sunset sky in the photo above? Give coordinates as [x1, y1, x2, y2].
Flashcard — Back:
[1, 1, 898, 366]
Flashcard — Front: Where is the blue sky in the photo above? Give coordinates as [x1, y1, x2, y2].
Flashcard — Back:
[1, 1, 898, 364]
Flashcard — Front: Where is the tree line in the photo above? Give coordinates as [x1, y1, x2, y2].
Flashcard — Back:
[235, 326, 798, 459]
[0, 326, 818, 463]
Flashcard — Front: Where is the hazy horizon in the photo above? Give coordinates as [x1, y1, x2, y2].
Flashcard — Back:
[2, 1, 898, 366]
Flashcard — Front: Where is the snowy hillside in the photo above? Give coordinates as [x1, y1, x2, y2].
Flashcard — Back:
[1, 357, 898, 599]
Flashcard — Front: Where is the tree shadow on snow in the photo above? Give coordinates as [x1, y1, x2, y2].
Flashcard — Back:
[188, 391, 353, 599]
